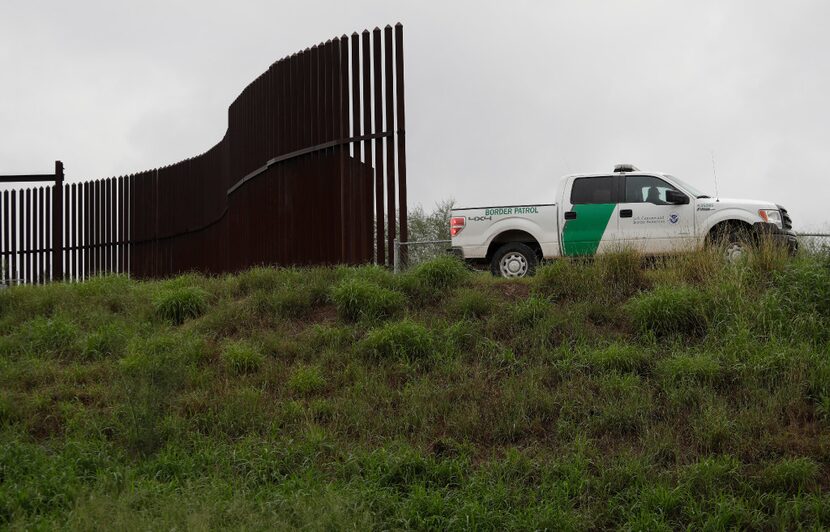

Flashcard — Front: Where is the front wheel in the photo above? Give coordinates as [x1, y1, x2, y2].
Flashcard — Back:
[490, 242, 538, 278]
[710, 226, 754, 263]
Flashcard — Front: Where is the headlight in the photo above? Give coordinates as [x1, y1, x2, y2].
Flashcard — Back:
[758, 209, 783, 228]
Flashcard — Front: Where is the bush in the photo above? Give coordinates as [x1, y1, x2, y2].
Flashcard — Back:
[400, 256, 468, 303]
[221, 340, 265, 375]
[118, 332, 204, 455]
[250, 288, 314, 320]
[656, 353, 723, 385]
[534, 259, 599, 301]
[760, 457, 819, 493]
[583, 344, 651, 374]
[235, 266, 293, 295]
[360, 320, 435, 362]
[448, 288, 495, 320]
[628, 285, 710, 338]
[81, 321, 128, 360]
[330, 278, 405, 323]
[511, 295, 551, 327]
[22, 315, 80, 357]
[153, 287, 208, 325]
[288, 365, 327, 396]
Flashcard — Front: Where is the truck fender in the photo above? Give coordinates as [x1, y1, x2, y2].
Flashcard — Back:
[699, 209, 758, 243]
[481, 218, 547, 256]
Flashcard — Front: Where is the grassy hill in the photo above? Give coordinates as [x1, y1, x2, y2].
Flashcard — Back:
[1, 249, 829, 529]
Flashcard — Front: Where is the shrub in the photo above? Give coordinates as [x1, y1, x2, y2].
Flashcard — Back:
[400, 256, 468, 303]
[656, 353, 723, 385]
[448, 288, 495, 320]
[597, 249, 647, 298]
[628, 285, 710, 338]
[196, 299, 251, 338]
[288, 365, 327, 396]
[534, 259, 599, 301]
[360, 320, 435, 362]
[153, 287, 208, 325]
[250, 288, 314, 320]
[511, 295, 550, 327]
[81, 321, 128, 360]
[408, 256, 468, 291]
[221, 340, 265, 375]
[583, 344, 651, 374]
[211, 386, 269, 437]
[235, 266, 293, 295]
[682, 455, 741, 496]
[118, 332, 203, 455]
[760, 457, 819, 493]
[330, 278, 404, 323]
[22, 315, 80, 357]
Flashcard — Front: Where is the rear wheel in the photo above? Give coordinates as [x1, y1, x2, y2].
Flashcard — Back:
[490, 242, 538, 278]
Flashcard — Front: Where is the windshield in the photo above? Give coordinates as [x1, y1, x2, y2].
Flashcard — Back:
[665, 174, 711, 198]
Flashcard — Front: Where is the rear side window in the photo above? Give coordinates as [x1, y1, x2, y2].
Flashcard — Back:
[570, 177, 615, 204]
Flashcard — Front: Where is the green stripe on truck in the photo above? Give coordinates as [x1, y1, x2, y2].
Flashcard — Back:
[562, 203, 616, 256]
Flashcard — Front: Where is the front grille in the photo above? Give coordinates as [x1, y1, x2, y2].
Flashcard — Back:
[777, 204, 792, 230]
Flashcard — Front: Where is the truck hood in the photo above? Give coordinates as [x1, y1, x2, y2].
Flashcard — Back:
[698, 197, 778, 210]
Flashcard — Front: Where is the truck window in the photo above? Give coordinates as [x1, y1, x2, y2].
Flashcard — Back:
[570, 177, 615, 204]
[625, 175, 679, 205]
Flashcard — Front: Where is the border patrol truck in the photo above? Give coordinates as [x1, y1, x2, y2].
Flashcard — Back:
[450, 165, 797, 278]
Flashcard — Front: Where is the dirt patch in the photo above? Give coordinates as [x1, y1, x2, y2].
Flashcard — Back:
[493, 281, 531, 301]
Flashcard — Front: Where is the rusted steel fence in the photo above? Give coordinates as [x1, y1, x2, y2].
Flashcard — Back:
[0, 24, 407, 284]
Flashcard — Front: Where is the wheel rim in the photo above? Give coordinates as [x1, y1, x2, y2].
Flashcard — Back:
[499, 252, 528, 278]
[724, 242, 747, 262]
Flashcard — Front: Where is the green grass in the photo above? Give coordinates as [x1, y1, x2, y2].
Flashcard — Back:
[1, 250, 830, 529]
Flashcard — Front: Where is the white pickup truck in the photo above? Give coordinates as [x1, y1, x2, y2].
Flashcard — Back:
[450, 165, 797, 277]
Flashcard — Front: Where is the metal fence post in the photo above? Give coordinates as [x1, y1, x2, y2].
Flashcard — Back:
[52, 160, 64, 282]
[393, 239, 400, 274]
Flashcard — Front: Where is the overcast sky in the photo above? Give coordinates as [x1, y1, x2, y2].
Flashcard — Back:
[1, 0, 828, 230]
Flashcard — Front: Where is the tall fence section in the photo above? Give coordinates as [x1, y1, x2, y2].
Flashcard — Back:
[0, 24, 408, 285]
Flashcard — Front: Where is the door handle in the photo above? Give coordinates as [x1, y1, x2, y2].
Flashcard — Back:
[620, 209, 633, 218]
[564, 211, 577, 220]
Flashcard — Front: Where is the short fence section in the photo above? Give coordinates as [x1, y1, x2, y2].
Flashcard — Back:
[797, 234, 830, 254]
[1, 24, 408, 285]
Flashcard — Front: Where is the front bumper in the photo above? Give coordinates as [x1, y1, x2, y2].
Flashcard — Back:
[753, 222, 798, 254]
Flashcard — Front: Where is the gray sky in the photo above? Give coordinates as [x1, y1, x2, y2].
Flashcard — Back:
[2, 0, 828, 230]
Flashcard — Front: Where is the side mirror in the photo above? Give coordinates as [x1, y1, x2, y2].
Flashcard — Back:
[666, 190, 689, 205]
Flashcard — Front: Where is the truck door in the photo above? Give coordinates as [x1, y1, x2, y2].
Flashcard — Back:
[616, 175, 695, 253]
[559, 175, 620, 256]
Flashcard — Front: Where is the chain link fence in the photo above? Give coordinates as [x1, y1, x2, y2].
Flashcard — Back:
[797, 233, 830, 254]
[393, 239, 452, 273]
[392, 233, 830, 273]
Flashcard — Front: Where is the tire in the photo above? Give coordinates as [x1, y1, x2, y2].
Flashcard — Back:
[490, 242, 538, 278]
[711, 225, 754, 263]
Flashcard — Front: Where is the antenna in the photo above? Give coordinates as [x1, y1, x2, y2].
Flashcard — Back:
[710, 151, 720, 202]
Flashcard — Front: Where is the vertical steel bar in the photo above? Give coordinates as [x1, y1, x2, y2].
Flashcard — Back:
[70, 183, 76, 280]
[384, 25, 396, 267]
[37, 187, 46, 284]
[395, 23, 409, 263]
[339, 35, 349, 262]
[10, 190, 16, 283]
[372, 27, 385, 265]
[53, 161, 64, 281]
[105, 177, 111, 273]
[2, 191, 7, 284]
[362, 30, 376, 263]
[25, 189, 30, 283]
[118, 176, 124, 273]
[84, 181, 89, 280]
[351, 31, 363, 262]
[45, 187, 51, 282]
